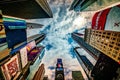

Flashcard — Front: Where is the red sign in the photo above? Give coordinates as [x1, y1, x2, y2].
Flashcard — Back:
[92, 8, 111, 30]
[1, 54, 20, 80]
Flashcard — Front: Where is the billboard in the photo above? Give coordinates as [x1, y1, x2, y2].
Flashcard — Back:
[26, 40, 36, 53]
[20, 47, 28, 68]
[105, 6, 120, 31]
[27, 47, 40, 61]
[92, 5, 120, 31]
[92, 8, 111, 30]
[3, 19, 27, 48]
[5, 29, 27, 48]
[1, 54, 21, 80]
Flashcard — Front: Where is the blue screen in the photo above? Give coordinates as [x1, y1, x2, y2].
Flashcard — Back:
[5, 29, 27, 48]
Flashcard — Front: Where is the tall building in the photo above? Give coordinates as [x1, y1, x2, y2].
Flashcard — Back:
[27, 22, 43, 29]
[72, 71, 84, 80]
[91, 54, 119, 80]
[0, 13, 46, 80]
[69, 0, 96, 11]
[72, 30, 120, 80]
[43, 75, 48, 80]
[33, 64, 45, 80]
[0, 0, 53, 19]
[55, 58, 65, 80]
[0, 0, 53, 79]
[71, 1, 120, 80]
[72, 33, 100, 59]
[72, 33, 97, 79]
[69, 0, 120, 12]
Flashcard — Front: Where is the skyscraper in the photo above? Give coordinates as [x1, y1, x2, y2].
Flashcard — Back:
[55, 58, 64, 80]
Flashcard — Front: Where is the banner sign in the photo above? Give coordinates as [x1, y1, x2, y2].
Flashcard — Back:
[0, 24, 6, 38]
[3, 21, 26, 30]
[92, 8, 111, 30]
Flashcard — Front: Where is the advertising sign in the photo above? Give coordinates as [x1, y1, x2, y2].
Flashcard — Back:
[92, 8, 111, 30]
[20, 47, 28, 68]
[5, 29, 27, 48]
[3, 21, 26, 30]
[26, 40, 36, 53]
[1, 54, 20, 80]
[105, 6, 120, 31]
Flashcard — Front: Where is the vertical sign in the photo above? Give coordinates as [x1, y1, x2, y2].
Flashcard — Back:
[20, 47, 28, 68]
